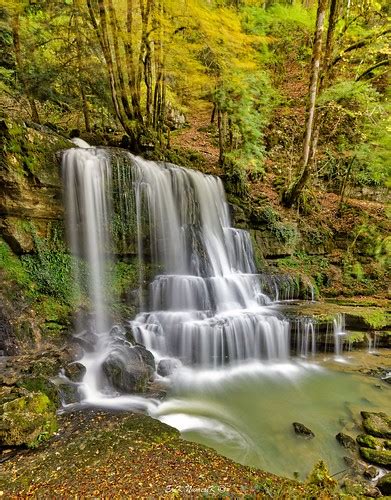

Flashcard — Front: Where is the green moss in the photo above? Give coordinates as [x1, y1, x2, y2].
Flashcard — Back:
[356, 433, 383, 449]
[0, 391, 57, 448]
[362, 411, 391, 439]
[359, 447, 391, 467]
[360, 309, 390, 329]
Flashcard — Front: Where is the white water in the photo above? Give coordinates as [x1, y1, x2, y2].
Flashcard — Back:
[128, 156, 291, 366]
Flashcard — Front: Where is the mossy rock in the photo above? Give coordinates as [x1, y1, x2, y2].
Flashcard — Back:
[361, 411, 391, 439]
[0, 388, 57, 447]
[356, 433, 387, 450]
[359, 447, 391, 468]
[377, 472, 391, 496]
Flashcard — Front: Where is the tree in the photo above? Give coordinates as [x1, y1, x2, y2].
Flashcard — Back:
[282, 0, 328, 207]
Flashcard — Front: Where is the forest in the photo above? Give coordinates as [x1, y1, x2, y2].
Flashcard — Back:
[1, 0, 390, 497]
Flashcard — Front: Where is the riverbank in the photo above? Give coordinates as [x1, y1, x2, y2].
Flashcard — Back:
[2, 409, 318, 498]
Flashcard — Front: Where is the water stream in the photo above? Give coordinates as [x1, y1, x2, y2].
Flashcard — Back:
[61, 145, 390, 480]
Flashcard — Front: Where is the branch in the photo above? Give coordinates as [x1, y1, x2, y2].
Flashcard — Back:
[355, 58, 390, 81]
[332, 28, 391, 66]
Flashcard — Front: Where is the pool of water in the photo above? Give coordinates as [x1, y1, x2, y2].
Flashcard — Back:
[154, 358, 390, 480]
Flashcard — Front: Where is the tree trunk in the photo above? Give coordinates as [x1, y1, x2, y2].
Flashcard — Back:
[217, 108, 225, 165]
[283, 0, 328, 208]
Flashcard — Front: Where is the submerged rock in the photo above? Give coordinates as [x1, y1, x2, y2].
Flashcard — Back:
[157, 358, 182, 377]
[336, 432, 356, 450]
[361, 411, 391, 439]
[292, 422, 315, 439]
[377, 472, 391, 495]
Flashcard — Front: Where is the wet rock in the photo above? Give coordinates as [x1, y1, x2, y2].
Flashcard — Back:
[361, 411, 391, 439]
[292, 422, 314, 439]
[133, 346, 155, 380]
[336, 432, 356, 450]
[343, 456, 367, 476]
[64, 362, 86, 383]
[157, 358, 182, 377]
[364, 466, 379, 480]
[0, 387, 57, 447]
[377, 472, 391, 495]
[357, 433, 385, 450]
[359, 447, 391, 468]
[103, 346, 154, 393]
[58, 382, 81, 405]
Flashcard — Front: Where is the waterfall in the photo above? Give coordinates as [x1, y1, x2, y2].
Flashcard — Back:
[62, 147, 331, 403]
[125, 155, 289, 366]
[62, 147, 111, 333]
[333, 313, 346, 359]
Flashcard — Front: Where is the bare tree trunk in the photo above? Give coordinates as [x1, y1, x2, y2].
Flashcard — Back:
[283, 0, 328, 207]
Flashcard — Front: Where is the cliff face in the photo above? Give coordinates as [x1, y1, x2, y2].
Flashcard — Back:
[0, 119, 72, 254]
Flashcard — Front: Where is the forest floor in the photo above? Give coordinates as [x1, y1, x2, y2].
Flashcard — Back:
[2, 410, 319, 498]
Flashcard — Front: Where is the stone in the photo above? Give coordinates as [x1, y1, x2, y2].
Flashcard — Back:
[64, 362, 86, 383]
[103, 345, 154, 393]
[377, 472, 391, 496]
[292, 422, 315, 439]
[344, 456, 366, 476]
[364, 466, 379, 480]
[336, 432, 356, 450]
[133, 345, 155, 380]
[359, 447, 391, 468]
[0, 388, 57, 447]
[356, 433, 384, 450]
[361, 411, 391, 439]
[157, 358, 182, 377]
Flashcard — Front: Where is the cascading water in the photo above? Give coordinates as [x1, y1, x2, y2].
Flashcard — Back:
[333, 313, 346, 360]
[126, 155, 290, 367]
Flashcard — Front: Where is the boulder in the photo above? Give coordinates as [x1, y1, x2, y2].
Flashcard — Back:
[359, 447, 391, 468]
[361, 411, 391, 439]
[336, 432, 356, 450]
[133, 345, 156, 379]
[356, 433, 387, 450]
[292, 422, 315, 439]
[64, 362, 86, 383]
[103, 345, 155, 393]
[0, 387, 57, 447]
[377, 472, 391, 496]
[157, 358, 182, 377]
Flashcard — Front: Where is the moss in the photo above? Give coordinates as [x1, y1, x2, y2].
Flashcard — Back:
[362, 411, 391, 439]
[0, 239, 31, 288]
[356, 433, 384, 449]
[347, 331, 366, 345]
[359, 447, 391, 467]
[360, 309, 390, 329]
[0, 390, 57, 448]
